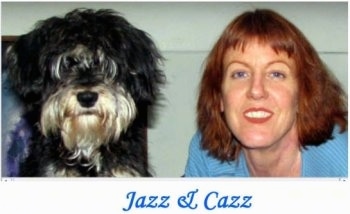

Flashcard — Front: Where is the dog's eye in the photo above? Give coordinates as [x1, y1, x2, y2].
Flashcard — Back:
[92, 57, 100, 67]
[64, 56, 79, 68]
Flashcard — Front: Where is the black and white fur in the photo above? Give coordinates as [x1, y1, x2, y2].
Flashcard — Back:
[5, 8, 164, 177]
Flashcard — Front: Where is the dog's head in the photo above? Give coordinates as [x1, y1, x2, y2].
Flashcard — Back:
[6, 9, 164, 155]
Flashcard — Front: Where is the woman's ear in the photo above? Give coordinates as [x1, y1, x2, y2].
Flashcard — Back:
[220, 96, 224, 112]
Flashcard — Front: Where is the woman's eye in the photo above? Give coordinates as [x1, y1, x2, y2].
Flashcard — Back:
[269, 71, 286, 79]
[231, 70, 248, 79]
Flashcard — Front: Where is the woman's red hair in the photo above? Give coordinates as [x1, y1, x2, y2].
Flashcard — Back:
[197, 9, 348, 161]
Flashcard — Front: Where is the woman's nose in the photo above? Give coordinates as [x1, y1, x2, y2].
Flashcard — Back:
[247, 75, 268, 100]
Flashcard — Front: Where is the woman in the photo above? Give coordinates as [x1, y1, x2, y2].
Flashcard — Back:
[184, 9, 347, 177]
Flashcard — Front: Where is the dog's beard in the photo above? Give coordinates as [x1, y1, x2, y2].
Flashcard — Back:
[40, 84, 136, 166]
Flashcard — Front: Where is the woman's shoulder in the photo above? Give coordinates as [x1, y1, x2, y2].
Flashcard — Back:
[302, 127, 348, 177]
[316, 127, 347, 153]
[185, 131, 249, 177]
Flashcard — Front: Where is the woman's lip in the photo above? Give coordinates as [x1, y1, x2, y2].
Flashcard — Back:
[243, 108, 273, 124]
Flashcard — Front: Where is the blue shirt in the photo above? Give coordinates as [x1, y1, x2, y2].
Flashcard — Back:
[184, 127, 348, 177]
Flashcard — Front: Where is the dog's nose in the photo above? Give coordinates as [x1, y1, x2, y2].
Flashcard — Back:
[77, 91, 98, 108]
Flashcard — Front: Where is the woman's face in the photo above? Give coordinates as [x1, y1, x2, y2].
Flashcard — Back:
[220, 41, 299, 149]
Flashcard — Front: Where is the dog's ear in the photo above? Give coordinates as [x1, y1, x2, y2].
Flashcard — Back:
[6, 29, 46, 104]
[125, 28, 165, 105]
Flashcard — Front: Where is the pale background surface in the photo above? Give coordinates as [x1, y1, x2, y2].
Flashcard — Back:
[1, 2, 348, 177]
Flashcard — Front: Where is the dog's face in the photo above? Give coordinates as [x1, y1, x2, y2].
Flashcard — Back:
[6, 9, 164, 161]
[40, 44, 138, 155]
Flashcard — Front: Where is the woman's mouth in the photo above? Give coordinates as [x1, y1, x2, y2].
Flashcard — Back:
[243, 108, 273, 124]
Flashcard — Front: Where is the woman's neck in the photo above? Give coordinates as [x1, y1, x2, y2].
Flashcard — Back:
[242, 129, 301, 177]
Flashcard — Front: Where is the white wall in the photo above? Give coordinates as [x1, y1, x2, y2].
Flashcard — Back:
[1, 2, 348, 177]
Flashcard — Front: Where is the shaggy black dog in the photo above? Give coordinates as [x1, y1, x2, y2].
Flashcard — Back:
[5, 8, 164, 177]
